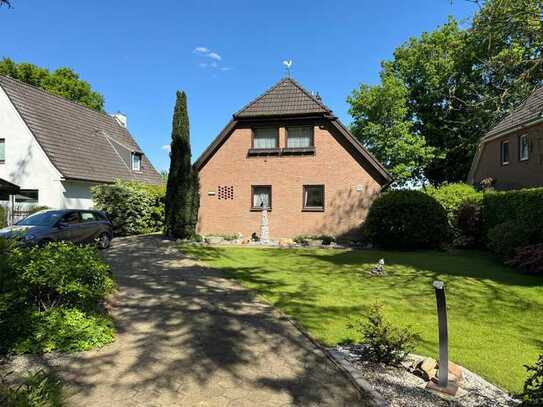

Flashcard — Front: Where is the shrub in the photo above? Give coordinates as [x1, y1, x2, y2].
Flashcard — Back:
[506, 244, 543, 274]
[519, 354, 543, 406]
[425, 183, 482, 244]
[0, 240, 115, 353]
[92, 180, 165, 236]
[0, 205, 6, 228]
[0, 370, 64, 407]
[364, 190, 449, 250]
[482, 188, 543, 237]
[10, 308, 115, 353]
[5, 242, 114, 311]
[487, 221, 542, 259]
[454, 199, 483, 248]
[294, 235, 335, 246]
[353, 303, 419, 366]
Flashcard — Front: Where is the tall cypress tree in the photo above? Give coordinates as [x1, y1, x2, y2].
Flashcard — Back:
[165, 91, 199, 238]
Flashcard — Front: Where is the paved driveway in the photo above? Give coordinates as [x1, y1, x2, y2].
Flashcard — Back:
[5, 236, 367, 406]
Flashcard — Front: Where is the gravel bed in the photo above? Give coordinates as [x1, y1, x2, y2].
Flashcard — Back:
[333, 345, 520, 407]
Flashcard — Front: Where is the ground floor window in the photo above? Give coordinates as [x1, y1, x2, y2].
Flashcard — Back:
[252, 185, 271, 210]
[501, 140, 510, 165]
[519, 134, 529, 161]
[15, 189, 39, 204]
[303, 185, 324, 211]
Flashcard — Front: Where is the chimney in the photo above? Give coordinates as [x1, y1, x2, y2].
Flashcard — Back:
[111, 112, 127, 128]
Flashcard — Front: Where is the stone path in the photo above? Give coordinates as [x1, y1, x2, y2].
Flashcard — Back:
[4, 236, 368, 406]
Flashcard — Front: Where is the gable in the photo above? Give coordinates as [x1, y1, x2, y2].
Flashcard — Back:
[0, 75, 162, 185]
[195, 118, 392, 186]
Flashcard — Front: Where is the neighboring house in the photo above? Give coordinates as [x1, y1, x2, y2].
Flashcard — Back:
[469, 86, 543, 190]
[195, 77, 392, 239]
[0, 75, 162, 211]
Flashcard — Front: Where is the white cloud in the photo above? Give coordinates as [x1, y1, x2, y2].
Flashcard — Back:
[207, 52, 221, 61]
[161, 144, 171, 153]
[193, 46, 209, 54]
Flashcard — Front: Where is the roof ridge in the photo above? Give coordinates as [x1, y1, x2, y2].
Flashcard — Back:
[285, 77, 331, 113]
[0, 74, 122, 127]
[233, 77, 289, 117]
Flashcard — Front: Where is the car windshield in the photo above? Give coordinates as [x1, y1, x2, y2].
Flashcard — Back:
[17, 211, 63, 226]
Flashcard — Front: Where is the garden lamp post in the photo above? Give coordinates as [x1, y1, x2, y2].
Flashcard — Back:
[433, 280, 448, 388]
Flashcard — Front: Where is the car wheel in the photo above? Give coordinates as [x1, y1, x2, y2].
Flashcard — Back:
[96, 232, 111, 250]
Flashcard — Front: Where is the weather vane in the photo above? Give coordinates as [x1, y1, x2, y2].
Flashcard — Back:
[282, 59, 293, 77]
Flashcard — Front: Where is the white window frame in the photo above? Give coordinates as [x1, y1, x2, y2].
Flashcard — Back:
[519, 134, 529, 161]
[501, 140, 510, 165]
[131, 152, 142, 172]
[0, 138, 5, 164]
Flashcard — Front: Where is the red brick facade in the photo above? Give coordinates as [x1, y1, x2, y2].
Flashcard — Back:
[197, 123, 384, 239]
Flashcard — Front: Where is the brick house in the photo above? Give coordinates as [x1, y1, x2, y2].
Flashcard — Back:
[468, 86, 543, 190]
[194, 77, 392, 239]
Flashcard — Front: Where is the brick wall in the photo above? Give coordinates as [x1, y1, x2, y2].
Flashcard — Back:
[197, 123, 382, 239]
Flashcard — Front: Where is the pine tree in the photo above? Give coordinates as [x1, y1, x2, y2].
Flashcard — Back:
[165, 91, 199, 238]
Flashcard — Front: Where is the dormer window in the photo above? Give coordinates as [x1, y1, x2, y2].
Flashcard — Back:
[132, 152, 142, 171]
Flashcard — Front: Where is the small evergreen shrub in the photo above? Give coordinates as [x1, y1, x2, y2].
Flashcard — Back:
[353, 303, 419, 366]
[519, 354, 543, 406]
[506, 244, 543, 275]
[92, 180, 165, 236]
[487, 221, 541, 259]
[364, 190, 449, 250]
[0, 370, 64, 407]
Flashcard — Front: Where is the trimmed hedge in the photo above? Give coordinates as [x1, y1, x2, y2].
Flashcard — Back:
[92, 180, 165, 236]
[364, 190, 449, 250]
[482, 188, 543, 235]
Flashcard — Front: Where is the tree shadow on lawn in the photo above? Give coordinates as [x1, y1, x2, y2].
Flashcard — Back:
[2, 236, 364, 405]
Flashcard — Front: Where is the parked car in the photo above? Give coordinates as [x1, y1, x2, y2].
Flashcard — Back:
[0, 209, 113, 249]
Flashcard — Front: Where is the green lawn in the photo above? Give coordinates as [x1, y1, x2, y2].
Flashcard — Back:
[181, 245, 543, 393]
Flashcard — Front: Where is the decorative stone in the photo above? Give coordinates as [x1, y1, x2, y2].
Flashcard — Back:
[205, 236, 224, 245]
[260, 209, 269, 243]
[278, 238, 295, 247]
[413, 357, 438, 381]
[306, 239, 323, 247]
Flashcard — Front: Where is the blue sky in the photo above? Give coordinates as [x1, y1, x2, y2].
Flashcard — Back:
[1, 0, 477, 172]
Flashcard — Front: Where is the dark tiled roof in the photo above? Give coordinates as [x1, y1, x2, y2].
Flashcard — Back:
[0, 75, 162, 184]
[234, 77, 332, 118]
[485, 86, 543, 139]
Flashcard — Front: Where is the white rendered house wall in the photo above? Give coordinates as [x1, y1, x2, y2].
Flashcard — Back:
[0, 86, 64, 209]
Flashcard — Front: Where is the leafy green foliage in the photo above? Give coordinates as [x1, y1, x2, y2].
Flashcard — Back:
[348, 0, 543, 185]
[0, 240, 115, 353]
[0, 58, 104, 111]
[487, 221, 541, 259]
[507, 244, 543, 275]
[293, 235, 336, 246]
[353, 303, 419, 366]
[455, 199, 484, 248]
[165, 91, 200, 239]
[0, 205, 6, 228]
[364, 190, 449, 249]
[348, 74, 437, 186]
[425, 183, 482, 244]
[0, 370, 64, 407]
[520, 353, 543, 406]
[92, 180, 165, 236]
[10, 308, 114, 354]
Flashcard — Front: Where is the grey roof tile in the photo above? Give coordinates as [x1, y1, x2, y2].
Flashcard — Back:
[0, 75, 162, 184]
[485, 86, 543, 138]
